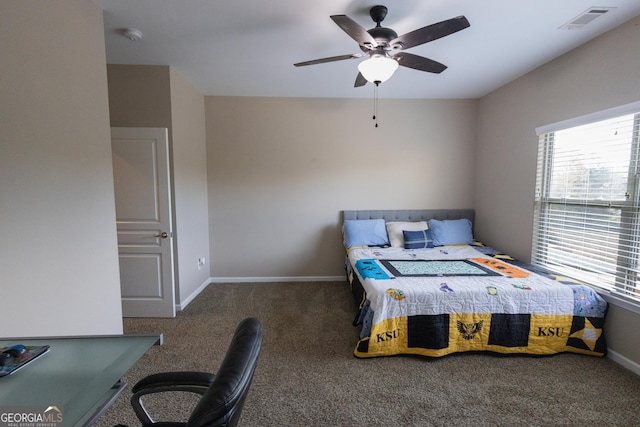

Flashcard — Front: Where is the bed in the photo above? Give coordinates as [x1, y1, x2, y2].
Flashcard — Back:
[343, 209, 608, 359]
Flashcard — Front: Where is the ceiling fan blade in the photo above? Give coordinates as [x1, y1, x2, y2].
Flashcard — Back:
[294, 53, 363, 67]
[394, 52, 447, 74]
[354, 72, 367, 87]
[330, 15, 377, 47]
[390, 16, 470, 51]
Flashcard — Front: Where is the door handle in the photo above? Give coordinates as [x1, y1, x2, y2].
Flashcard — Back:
[155, 232, 168, 238]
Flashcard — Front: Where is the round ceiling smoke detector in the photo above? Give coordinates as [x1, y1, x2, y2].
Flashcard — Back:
[122, 28, 143, 41]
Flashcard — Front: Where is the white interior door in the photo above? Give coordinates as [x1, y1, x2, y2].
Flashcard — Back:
[111, 127, 175, 317]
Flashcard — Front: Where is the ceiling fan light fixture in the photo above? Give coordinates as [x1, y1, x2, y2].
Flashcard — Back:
[358, 56, 399, 84]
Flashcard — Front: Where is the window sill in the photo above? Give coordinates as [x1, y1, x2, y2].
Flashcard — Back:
[599, 291, 640, 316]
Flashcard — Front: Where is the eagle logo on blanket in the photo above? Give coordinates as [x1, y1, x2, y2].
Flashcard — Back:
[457, 320, 483, 340]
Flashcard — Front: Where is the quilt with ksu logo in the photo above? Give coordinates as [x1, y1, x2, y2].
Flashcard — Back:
[347, 244, 608, 359]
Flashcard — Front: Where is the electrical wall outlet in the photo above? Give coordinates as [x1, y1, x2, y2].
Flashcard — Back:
[198, 257, 206, 270]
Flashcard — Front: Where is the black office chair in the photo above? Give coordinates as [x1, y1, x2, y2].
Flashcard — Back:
[121, 317, 263, 427]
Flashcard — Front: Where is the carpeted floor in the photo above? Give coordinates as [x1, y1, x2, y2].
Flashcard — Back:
[96, 281, 640, 427]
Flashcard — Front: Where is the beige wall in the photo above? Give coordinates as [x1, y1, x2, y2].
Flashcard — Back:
[205, 97, 478, 279]
[169, 68, 210, 305]
[0, 0, 122, 336]
[476, 16, 640, 368]
[107, 65, 172, 129]
[107, 64, 210, 308]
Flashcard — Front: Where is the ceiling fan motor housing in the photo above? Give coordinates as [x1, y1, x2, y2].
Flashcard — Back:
[367, 27, 397, 47]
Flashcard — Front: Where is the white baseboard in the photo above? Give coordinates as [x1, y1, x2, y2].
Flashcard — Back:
[175, 278, 212, 311]
[209, 276, 345, 283]
[607, 349, 640, 376]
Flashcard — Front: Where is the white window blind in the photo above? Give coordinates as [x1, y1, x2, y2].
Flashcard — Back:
[532, 109, 640, 303]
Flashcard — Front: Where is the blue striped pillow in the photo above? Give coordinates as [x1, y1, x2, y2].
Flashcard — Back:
[403, 229, 434, 249]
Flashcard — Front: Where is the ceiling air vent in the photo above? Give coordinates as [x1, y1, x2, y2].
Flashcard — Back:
[559, 6, 616, 30]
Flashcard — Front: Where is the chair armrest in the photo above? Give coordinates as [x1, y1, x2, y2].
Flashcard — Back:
[132, 371, 215, 394]
[131, 371, 215, 425]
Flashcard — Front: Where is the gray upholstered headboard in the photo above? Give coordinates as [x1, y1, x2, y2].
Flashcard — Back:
[342, 209, 474, 224]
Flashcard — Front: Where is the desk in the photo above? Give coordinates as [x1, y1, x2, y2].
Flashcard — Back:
[0, 335, 161, 427]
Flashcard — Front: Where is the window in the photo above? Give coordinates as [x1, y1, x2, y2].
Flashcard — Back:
[533, 102, 640, 304]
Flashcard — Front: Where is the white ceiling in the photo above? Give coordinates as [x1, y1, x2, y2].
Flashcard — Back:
[95, 0, 640, 99]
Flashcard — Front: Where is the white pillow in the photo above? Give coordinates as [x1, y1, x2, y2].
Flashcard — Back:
[385, 221, 429, 248]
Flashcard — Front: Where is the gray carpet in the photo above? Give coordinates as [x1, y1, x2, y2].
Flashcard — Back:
[96, 281, 640, 426]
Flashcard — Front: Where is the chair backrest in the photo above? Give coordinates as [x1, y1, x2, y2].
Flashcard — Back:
[188, 317, 263, 427]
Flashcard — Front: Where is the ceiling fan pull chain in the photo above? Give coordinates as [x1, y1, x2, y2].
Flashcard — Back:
[373, 81, 379, 128]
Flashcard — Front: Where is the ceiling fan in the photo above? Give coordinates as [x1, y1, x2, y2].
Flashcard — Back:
[294, 5, 470, 87]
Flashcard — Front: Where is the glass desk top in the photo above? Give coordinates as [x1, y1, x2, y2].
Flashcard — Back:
[0, 335, 161, 427]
